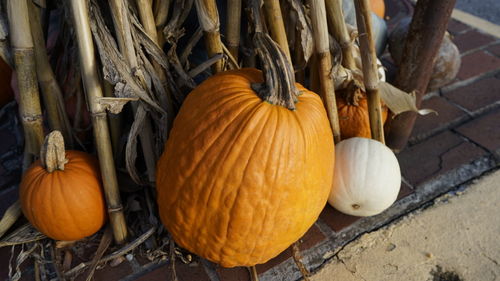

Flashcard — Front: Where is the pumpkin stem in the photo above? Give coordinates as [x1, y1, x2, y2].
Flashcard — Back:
[248, 0, 298, 110]
[342, 80, 364, 106]
[40, 131, 68, 172]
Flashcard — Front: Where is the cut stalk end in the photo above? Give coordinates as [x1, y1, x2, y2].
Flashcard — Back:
[40, 131, 68, 172]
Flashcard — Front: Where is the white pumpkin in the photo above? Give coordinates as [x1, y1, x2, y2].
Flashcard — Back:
[328, 137, 401, 217]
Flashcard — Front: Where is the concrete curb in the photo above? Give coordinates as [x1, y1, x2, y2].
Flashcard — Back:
[452, 9, 500, 39]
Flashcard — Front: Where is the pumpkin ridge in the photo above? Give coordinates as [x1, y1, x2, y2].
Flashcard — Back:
[258, 110, 292, 259]
[169, 86, 253, 158]
[162, 96, 260, 214]
[222, 105, 276, 263]
[176, 93, 259, 152]
[56, 171, 86, 237]
[22, 168, 43, 235]
[54, 171, 79, 238]
[160, 99, 266, 254]
[189, 103, 270, 258]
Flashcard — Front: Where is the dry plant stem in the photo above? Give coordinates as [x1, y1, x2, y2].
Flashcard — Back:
[154, 0, 171, 28]
[294, 29, 305, 84]
[386, 0, 456, 151]
[263, 0, 291, 61]
[28, 2, 73, 147]
[40, 131, 68, 172]
[64, 227, 155, 277]
[308, 0, 341, 143]
[291, 243, 310, 280]
[0, 201, 21, 239]
[69, 0, 128, 244]
[354, 0, 385, 143]
[7, 0, 44, 160]
[103, 81, 121, 156]
[84, 227, 113, 281]
[249, 266, 259, 281]
[226, 0, 242, 60]
[195, 0, 224, 72]
[111, 0, 159, 182]
[135, 0, 175, 128]
[325, 0, 356, 69]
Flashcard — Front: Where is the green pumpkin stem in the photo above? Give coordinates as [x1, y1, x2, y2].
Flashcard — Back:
[248, 0, 298, 111]
[40, 131, 68, 172]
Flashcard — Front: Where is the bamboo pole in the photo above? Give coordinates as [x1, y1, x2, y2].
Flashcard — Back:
[135, 0, 175, 129]
[7, 0, 44, 162]
[194, 0, 224, 72]
[226, 0, 242, 60]
[69, 0, 128, 244]
[103, 81, 121, 157]
[386, 0, 456, 151]
[28, 2, 73, 147]
[110, 0, 158, 183]
[325, 0, 356, 69]
[308, 0, 341, 143]
[263, 0, 291, 61]
[354, 0, 384, 143]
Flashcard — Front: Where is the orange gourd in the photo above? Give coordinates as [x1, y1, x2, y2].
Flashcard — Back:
[156, 66, 334, 267]
[19, 131, 106, 241]
[337, 84, 388, 139]
[370, 0, 385, 19]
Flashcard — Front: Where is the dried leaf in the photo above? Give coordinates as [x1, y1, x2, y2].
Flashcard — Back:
[379, 82, 438, 116]
[286, 0, 313, 65]
[0, 224, 46, 248]
[0, 201, 21, 239]
[125, 104, 148, 185]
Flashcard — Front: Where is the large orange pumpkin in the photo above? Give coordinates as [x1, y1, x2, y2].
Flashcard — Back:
[19, 131, 106, 241]
[337, 84, 388, 139]
[156, 68, 334, 267]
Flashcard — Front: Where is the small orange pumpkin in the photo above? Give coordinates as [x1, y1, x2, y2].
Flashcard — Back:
[19, 131, 106, 241]
[370, 0, 385, 19]
[337, 83, 388, 139]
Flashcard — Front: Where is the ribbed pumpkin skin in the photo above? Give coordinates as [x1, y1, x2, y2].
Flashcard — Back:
[20, 151, 106, 241]
[156, 68, 334, 267]
[337, 93, 388, 139]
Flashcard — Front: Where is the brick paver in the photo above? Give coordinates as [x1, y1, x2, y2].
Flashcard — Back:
[447, 19, 472, 35]
[487, 43, 500, 57]
[398, 131, 488, 186]
[453, 29, 497, 53]
[455, 109, 500, 158]
[457, 51, 500, 80]
[443, 76, 500, 112]
[411, 96, 468, 140]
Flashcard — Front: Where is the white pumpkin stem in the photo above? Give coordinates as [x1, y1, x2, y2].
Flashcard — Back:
[40, 130, 68, 172]
[248, 0, 299, 111]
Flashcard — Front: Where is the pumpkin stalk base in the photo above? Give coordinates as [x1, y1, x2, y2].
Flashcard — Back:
[41, 131, 68, 173]
[249, 2, 298, 111]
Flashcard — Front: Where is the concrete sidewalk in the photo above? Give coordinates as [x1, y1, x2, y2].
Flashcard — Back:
[312, 169, 500, 281]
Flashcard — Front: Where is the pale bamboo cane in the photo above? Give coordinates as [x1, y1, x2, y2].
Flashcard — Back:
[28, 2, 73, 147]
[194, 0, 224, 72]
[7, 0, 44, 163]
[110, 0, 159, 183]
[325, 0, 356, 69]
[354, 0, 385, 143]
[263, 0, 291, 61]
[226, 0, 242, 60]
[69, 0, 128, 244]
[308, 0, 341, 143]
[135, 0, 174, 112]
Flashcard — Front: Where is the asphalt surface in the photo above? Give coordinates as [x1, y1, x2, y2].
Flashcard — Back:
[456, 0, 500, 25]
